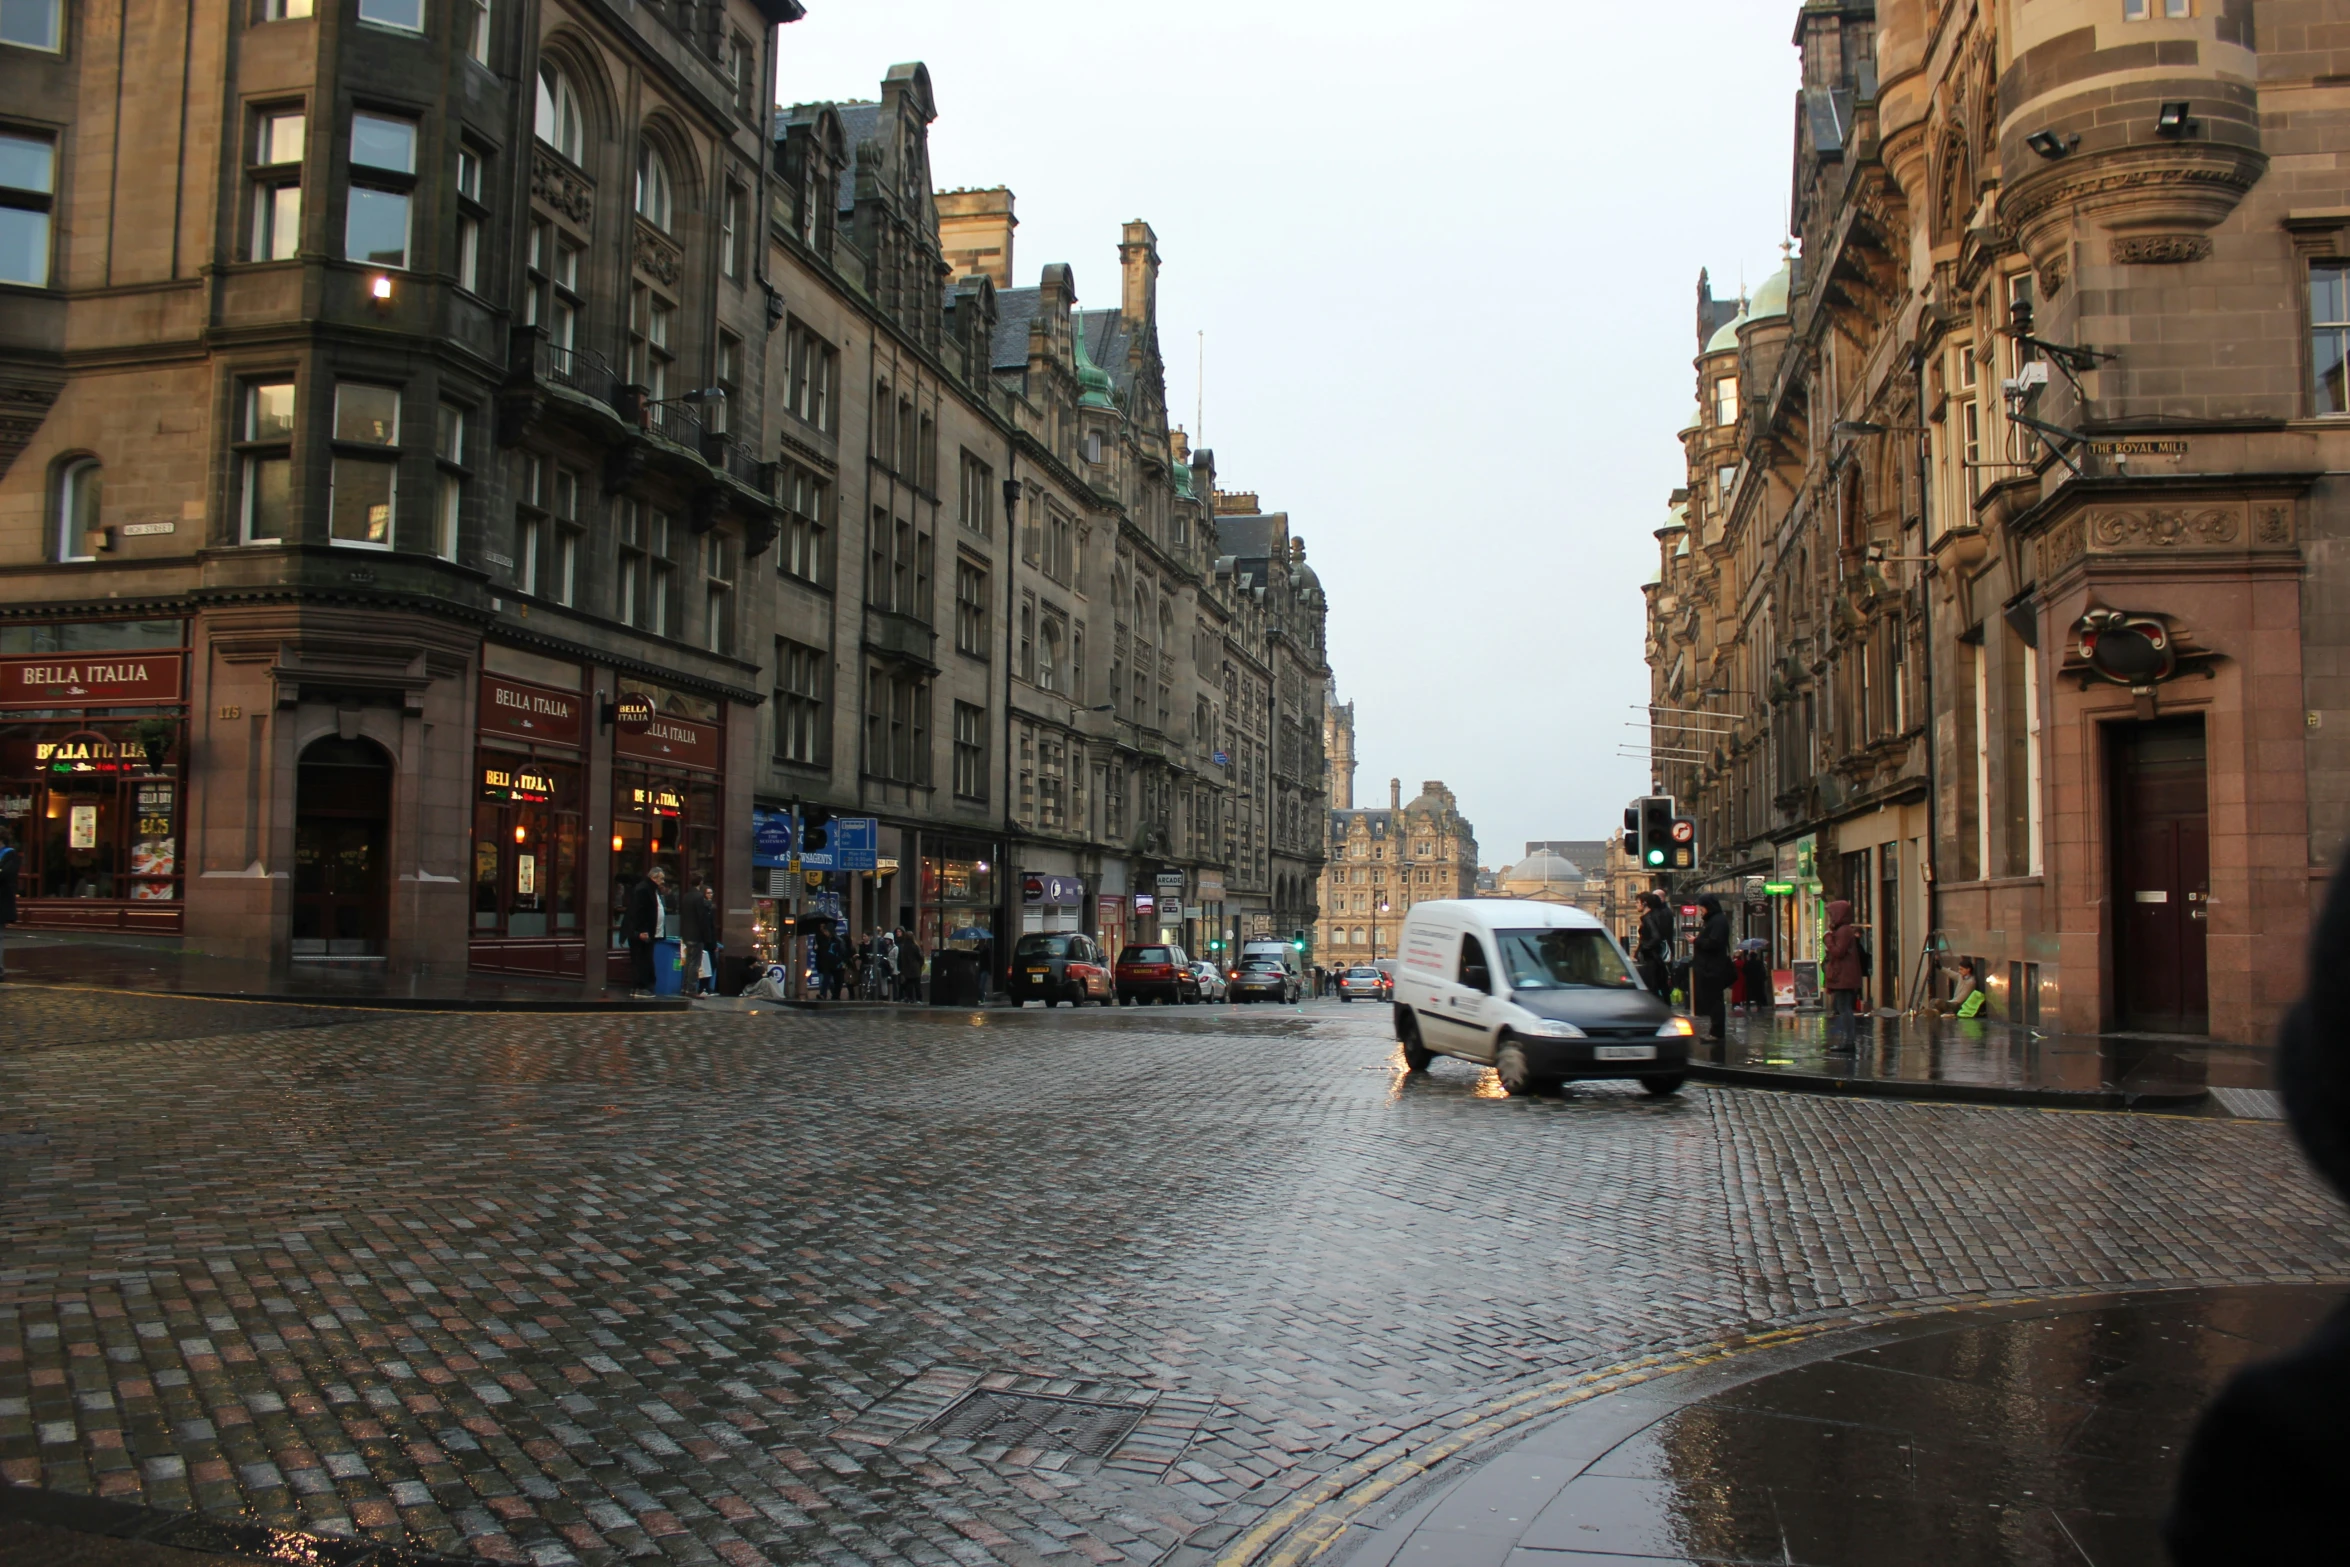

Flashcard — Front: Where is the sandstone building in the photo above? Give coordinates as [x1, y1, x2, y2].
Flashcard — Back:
[1319, 778, 1477, 966]
[1644, 0, 2350, 1043]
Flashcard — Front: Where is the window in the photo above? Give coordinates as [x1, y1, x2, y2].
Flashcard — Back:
[1038, 733, 1066, 829]
[952, 702, 986, 800]
[357, 0, 421, 29]
[774, 637, 829, 766]
[247, 111, 305, 262]
[262, 0, 313, 16]
[0, 130, 55, 287]
[1083, 429, 1102, 465]
[1016, 596, 1033, 682]
[617, 502, 676, 634]
[454, 144, 485, 293]
[2123, 0, 2190, 15]
[549, 466, 579, 605]
[957, 451, 994, 535]
[1042, 507, 1073, 586]
[778, 465, 828, 585]
[237, 381, 295, 543]
[720, 184, 744, 281]
[863, 507, 932, 621]
[782, 319, 835, 430]
[864, 668, 930, 784]
[1715, 464, 1736, 507]
[534, 63, 583, 164]
[954, 560, 989, 657]
[634, 140, 672, 232]
[54, 458, 99, 562]
[711, 332, 739, 436]
[1038, 613, 1064, 693]
[433, 403, 465, 561]
[516, 457, 543, 588]
[729, 34, 755, 115]
[329, 382, 400, 548]
[345, 112, 416, 270]
[2, 0, 62, 48]
[461, 0, 488, 63]
[629, 286, 673, 420]
[1713, 376, 1739, 427]
[702, 532, 735, 655]
[2313, 262, 2350, 416]
[525, 221, 582, 361]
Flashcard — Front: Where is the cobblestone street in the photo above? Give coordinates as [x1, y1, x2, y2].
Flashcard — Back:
[2, 993, 2345, 1566]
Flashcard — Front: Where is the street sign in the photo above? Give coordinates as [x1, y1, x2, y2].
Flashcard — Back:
[797, 815, 878, 871]
[751, 806, 794, 869]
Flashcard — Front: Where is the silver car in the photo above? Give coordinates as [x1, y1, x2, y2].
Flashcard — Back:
[1190, 960, 1228, 1001]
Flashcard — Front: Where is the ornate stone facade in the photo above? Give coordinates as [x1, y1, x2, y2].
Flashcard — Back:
[1318, 779, 1477, 967]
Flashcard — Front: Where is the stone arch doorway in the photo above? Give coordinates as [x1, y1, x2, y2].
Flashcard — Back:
[291, 735, 392, 958]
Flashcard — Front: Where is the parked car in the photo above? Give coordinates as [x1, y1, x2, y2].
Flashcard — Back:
[1228, 955, 1299, 1004]
[1116, 943, 1201, 1005]
[1337, 965, 1389, 1002]
[1239, 938, 1305, 996]
[1391, 899, 1691, 1096]
[1011, 932, 1115, 1007]
[1190, 960, 1228, 1001]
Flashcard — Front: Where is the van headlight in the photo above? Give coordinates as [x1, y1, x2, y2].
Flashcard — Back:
[1523, 1019, 1587, 1039]
[1656, 1017, 1696, 1038]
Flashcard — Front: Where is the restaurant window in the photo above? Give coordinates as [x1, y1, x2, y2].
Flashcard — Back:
[236, 380, 296, 544]
[473, 758, 581, 938]
[951, 700, 985, 800]
[609, 770, 719, 953]
[345, 112, 416, 271]
[954, 559, 989, 657]
[0, 129, 56, 287]
[329, 381, 400, 549]
[778, 464, 827, 585]
[772, 636, 829, 767]
[248, 109, 305, 262]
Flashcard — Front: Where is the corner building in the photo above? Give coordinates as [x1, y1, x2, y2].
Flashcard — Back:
[1645, 0, 2350, 1044]
[0, 0, 797, 978]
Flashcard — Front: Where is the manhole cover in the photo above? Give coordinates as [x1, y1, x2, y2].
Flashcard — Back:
[913, 1390, 1149, 1457]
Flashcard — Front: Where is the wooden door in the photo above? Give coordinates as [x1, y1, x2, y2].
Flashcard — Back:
[2109, 717, 2209, 1033]
[291, 737, 391, 957]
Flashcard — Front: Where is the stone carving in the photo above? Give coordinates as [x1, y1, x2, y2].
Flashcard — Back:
[633, 223, 681, 287]
[2088, 507, 2241, 549]
[2111, 234, 2212, 265]
[2004, 158, 2261, 231]
[2037, 252, 2068, 296]
[2256, 504, 2293, 545]
[530, 152, 593, 226]
[2042, 516, 2087, 574]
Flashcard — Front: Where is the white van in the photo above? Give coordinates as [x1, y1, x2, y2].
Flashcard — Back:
[1391, 900, 1692, 1096]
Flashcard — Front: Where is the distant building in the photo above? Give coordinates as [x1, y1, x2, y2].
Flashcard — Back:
[1319, 779, 1477, 965]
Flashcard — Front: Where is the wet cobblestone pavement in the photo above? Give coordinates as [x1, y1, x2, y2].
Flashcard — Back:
[1, 995, 2345, 1565]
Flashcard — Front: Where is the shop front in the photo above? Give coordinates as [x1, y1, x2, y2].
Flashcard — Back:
[470, 665, 588, 976]
[1194, 870, 1227, 963]
[606, 679, 724, 984]
[919, 836, 999, 975]
[0, 629, 188, 933]
[1020, 872, 1086, 933]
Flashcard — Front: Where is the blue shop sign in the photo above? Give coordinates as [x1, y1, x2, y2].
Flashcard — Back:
[1021, 872, 1086, 906]
[752, 806, 794, 868]
[799, 815, 878, 872]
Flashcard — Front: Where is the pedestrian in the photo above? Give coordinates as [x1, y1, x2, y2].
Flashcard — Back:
[1743, 944, 1772, 1015]
[0, 822, 18, 983]
[1690, 894, 1734, 1044]
[2165, 847, 2350, 1561]
[1823, 898, 1865, 1052]
[1635, 891, 1673, 999]
[623, 864, 667, 998]
[680, 871, 716, 997]
[897, 926, 924, 1002]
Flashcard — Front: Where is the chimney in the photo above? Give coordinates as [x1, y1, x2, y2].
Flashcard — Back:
[1390, 778, 1401, 811]
[1119, 219, 1159, 328]
[1212, 490, 1260, 516]
[1170, 426, 1190, 463]
[936, 187, 1016, 287]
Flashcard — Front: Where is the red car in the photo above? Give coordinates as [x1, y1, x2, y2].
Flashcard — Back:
[1012, 932, 1115, 1006]
[1116, 943, 1201, 1005]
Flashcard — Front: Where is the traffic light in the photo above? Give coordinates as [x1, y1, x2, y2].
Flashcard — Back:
[1670, 816, 1697, 870]
[1291, 928, 1306, 950]
[1623, 803, 1642, 863]
[1640, 796, 1676, 870]
[800, 803, 831, 852]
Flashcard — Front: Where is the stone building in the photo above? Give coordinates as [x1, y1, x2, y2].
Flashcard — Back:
[1488, 839, 1618, 925]
[1319, 778, 1477, 966]
[0, 25, 1332, 984]
[1643, 0, 2350, 1044]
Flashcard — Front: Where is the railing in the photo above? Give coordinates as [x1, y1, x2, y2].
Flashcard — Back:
[702, 433, 771, 491]
[509, 327, 621, 410]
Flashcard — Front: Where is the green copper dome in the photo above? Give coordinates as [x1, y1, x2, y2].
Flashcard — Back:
[1074, 317, 1114, 408]
[1705, 311, 1748, 354]
[1748, 262, 1792, 322]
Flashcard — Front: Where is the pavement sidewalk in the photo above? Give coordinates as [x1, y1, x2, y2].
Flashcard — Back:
[1330, 1283, 2343, 1567]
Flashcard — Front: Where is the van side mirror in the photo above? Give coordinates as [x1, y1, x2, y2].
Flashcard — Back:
[1463, 965, 1491, 994]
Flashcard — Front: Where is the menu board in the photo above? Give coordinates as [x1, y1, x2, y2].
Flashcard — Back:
[132, 781, 176, 885]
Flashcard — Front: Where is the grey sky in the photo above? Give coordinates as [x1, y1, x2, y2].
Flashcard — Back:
[778, 1, 1799, 867]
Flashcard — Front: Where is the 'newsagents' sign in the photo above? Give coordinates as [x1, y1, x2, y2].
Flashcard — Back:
[798, 815, 878, 871]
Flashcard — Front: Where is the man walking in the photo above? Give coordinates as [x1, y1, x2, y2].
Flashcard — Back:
[623, 865, 668, 998]
[897, 926, 924, 1002]
[680, 871, 716, 997]
[1690, 894, 1734, 1044]
[1823, 898, 1865, 1052]
[0, 823, 18, 982]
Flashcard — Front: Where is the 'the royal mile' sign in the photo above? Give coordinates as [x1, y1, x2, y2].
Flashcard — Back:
[0, 652, 185, 710]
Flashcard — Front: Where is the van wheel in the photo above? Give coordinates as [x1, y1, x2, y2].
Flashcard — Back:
[1495, 1038, 1537, 1097]
[1397, 1009, 1431, 1072]
[1641, 1074, 1687, 1097]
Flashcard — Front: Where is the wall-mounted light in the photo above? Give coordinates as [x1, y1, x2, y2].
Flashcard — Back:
[2155, 101, 2197, 138]
[2025, 130, 2078, 160]
[611, 832, 625, 854]
[368, 273, 394, 304]
[514, 824, 528, 844]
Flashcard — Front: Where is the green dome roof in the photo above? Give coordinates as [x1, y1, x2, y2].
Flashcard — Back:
[1074, 318, 1114, 408]
[1705, 311, 1747, 353]
[1748, 262, 1792, 322]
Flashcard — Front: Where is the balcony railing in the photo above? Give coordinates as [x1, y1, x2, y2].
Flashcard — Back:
[702, 433, 771, 492]
[510, 327, 621, 410]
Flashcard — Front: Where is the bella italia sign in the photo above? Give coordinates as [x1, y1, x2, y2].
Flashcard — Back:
[0, 652, 185, 709]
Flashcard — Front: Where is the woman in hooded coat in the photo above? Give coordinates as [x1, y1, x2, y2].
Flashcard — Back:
[2165, 851, 2350, 1559]
[1690, 894, 1735, 1043]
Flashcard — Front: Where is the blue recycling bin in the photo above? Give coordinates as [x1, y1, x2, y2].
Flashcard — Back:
[652, 938, 683, 996]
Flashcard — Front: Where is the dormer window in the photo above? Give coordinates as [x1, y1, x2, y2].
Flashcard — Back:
[635, 141, 672, 232]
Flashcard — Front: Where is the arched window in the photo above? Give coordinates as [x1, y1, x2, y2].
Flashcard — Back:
[56, 458, 99, 562]
[635, 139, 672, 232]
[535, 63, 584, 163]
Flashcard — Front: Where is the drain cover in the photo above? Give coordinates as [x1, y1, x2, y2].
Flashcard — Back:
[913, 1390, 1149, 1457]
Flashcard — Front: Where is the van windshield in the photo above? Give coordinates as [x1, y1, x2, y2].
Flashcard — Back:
[1495, 929, 1637, 990]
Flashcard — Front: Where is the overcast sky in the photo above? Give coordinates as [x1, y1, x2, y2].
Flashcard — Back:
[778, 1, 1800, 867]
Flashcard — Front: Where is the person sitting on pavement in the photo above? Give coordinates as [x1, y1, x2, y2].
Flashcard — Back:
[1823, 899, 1865, 1052]
[2166, 849, 2350, 1560]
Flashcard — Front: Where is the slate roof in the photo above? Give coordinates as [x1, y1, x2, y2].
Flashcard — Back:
[834, 101, 880, 212]
[990, 287, 1041, 372]
[1214, 513, 1286, 563]
[1080, 309, 1135, 397]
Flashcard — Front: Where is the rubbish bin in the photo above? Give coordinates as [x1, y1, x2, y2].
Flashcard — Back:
[929, 948, 980, 1007]
[653, 938, 683, 996]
